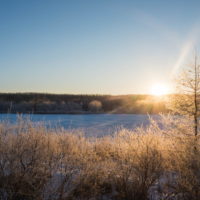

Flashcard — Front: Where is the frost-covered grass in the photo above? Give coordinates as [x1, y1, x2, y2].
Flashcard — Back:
[0, 115, 200, 200]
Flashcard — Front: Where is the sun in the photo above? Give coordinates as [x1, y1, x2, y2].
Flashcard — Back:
[150, 83, 170, 96]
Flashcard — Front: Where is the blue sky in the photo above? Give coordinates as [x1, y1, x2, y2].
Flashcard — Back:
[1, 0, 200, 94]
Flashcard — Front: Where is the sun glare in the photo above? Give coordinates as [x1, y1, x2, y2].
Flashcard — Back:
[150, 84, 170, 96]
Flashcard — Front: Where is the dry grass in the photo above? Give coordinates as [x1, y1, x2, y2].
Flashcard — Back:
[0, 115, 199, 200]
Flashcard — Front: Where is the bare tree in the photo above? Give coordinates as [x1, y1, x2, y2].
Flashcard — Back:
[170, 53, 200, 136]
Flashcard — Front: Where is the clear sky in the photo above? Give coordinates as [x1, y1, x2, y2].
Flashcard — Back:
[1, 0, 200, 94]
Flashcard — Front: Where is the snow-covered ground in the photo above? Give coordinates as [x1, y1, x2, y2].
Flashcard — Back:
[0, 114, 159, 136]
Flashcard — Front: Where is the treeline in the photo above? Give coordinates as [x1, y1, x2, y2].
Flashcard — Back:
[0, 93, 168, 114]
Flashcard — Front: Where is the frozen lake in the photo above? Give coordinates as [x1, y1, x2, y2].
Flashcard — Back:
[0, 114, 157, 136]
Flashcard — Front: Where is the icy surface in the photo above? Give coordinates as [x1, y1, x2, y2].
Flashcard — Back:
[0, 114, 158, 136]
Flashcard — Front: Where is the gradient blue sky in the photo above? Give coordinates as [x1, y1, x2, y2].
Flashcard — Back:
[1, 0, 200, 94]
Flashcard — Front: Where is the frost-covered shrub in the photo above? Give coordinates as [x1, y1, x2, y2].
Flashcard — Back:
[0, 115, 199, 200]
[88, 100, 102, 112]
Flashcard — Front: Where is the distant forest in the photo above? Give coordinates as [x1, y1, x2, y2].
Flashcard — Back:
[0, 93, 168, 114]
